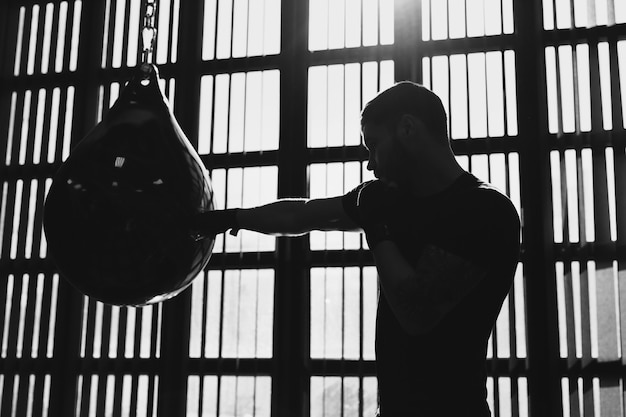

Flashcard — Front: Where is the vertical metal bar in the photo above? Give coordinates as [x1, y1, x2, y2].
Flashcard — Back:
[393, 0, 421, 83]
[48, 2, 61, 74]
[462, 54, 471, 141]
[591, 150, 612, 245]
[14, 174, 31, 261]
[216, 368, 223, 415]
[45, 0, 107, 413]
[0, 179, 17, 261]
[0, 10, 18, 166]
[506, 154, 519, 372]
[212, 0, 220, 62]
[606, 37, 626, 398]
[129, 373, 139, 417]
[572, 45, 584, 137]
[62, 2, 76, 73]
[121, 0, 132, 68]
[578, 263, 593, 367]
[483, 53, 492, 144]
[113, 375, 124, 415]
[223, 75, 233, 156]
[133, 308, 143, 359]
[94, 372, 106, 417]
[588, 41, 604, 133]
[507, 280, 518, 365]
[17, 5, 31, 77]
[229, 0, 236, 58]
[148, 375, 158, 416]
[80, 374, 92, 417]
[32, 374, 46, 415]
[22, 272, 38, 359]
[170, 0, 179, 63]
[81, 300, 95, 359]
[562, 268, 576, 368]
[217, 270, 226, 367]
[100, 305, 113, 359]
[554, 46, 565, 139]
[38, 86, 53, 165]
[29, 177, 45, 260]
[37, 273, 54, 359]
[515, 0, 563, 416]
[7, 92, 25, 168]
[272, 0, 309, 415]
[549, 0, 558, 29]
[493, 372, 501, 416]
[0, 373, 14, 417]
[6, 274, 22, 359]
[22, 88, 38, 167]
[607, 39, 624, 133]
[511, 376, 520, 417]
[104, 0, 116, 69]
[358, 268, 365, 417]
[568, 376, 581, 417]
[52, 86, 68, 164]
[209, 75, 218, 156]
[0, 0, 12, 78]
[501, 51, 511, 137]
[33, 4, 45, 75]
[15, 371, 29, 417]
[200, 271, 209, 359]
[154, 0, 203, 414]
[154, 304, 162, 358]
[71, 0, 106, 146]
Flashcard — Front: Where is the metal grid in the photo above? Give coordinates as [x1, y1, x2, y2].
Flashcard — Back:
[1, 0, 626, 416]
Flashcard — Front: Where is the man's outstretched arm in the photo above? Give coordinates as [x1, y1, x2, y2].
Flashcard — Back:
[194, 196, 361, 237]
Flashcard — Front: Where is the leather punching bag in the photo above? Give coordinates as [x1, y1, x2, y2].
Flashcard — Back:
[43, 64, 215, 306]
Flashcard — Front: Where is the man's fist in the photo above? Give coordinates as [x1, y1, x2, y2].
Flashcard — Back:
[356, 181, 402, 247]
[190, 209, 239, 239]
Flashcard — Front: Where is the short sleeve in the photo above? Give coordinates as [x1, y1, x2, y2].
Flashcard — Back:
[341, 181, 374, 228]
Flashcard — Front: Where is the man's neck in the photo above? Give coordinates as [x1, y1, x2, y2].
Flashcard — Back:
[406, 162, 466, 198]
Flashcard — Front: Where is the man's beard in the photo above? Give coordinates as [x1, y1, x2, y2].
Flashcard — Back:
[383, 135, 414, 190]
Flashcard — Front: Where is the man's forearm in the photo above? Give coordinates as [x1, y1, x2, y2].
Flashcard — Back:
[371, 241, 429, 334]
[199, 195, 357, 237]
[372, 241, 487, 335]
[236, 199, 310, 236]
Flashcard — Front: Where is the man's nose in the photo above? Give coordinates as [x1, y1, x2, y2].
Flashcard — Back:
[366, 155, 376, 171]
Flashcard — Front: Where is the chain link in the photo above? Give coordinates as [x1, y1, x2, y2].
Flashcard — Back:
[141, 0, 158, 64]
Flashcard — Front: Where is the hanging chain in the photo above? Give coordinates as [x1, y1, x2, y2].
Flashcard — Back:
[141, 0, 158, 65]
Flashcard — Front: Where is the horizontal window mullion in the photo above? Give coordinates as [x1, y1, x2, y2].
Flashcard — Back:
[184, 358, 273, 375]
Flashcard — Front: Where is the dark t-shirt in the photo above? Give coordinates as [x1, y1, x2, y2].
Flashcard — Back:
[342, 173, 520, 416]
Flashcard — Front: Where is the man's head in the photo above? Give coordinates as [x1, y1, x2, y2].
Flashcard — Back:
[360, 81, 448, 144]
[360, 82, 451, 187]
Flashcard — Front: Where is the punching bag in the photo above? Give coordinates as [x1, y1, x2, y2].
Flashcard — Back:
[43, 64, 215, 306]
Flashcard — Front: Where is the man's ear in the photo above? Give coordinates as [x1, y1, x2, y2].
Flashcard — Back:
[396, 114, 425, 139]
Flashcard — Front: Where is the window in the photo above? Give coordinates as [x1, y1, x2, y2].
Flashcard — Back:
[1, 0, 625, 416]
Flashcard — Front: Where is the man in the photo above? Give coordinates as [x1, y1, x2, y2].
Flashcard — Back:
[194, 81, 521, 416]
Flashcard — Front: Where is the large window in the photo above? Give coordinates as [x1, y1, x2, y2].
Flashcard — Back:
[1, 0, 625, 416]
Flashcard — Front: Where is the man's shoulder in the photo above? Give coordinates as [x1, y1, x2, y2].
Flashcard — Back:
[444, 181, 520, 251]
[468, 182, 520, 223]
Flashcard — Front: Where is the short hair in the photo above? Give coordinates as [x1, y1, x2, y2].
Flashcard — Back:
[360, 81, 449, 142]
